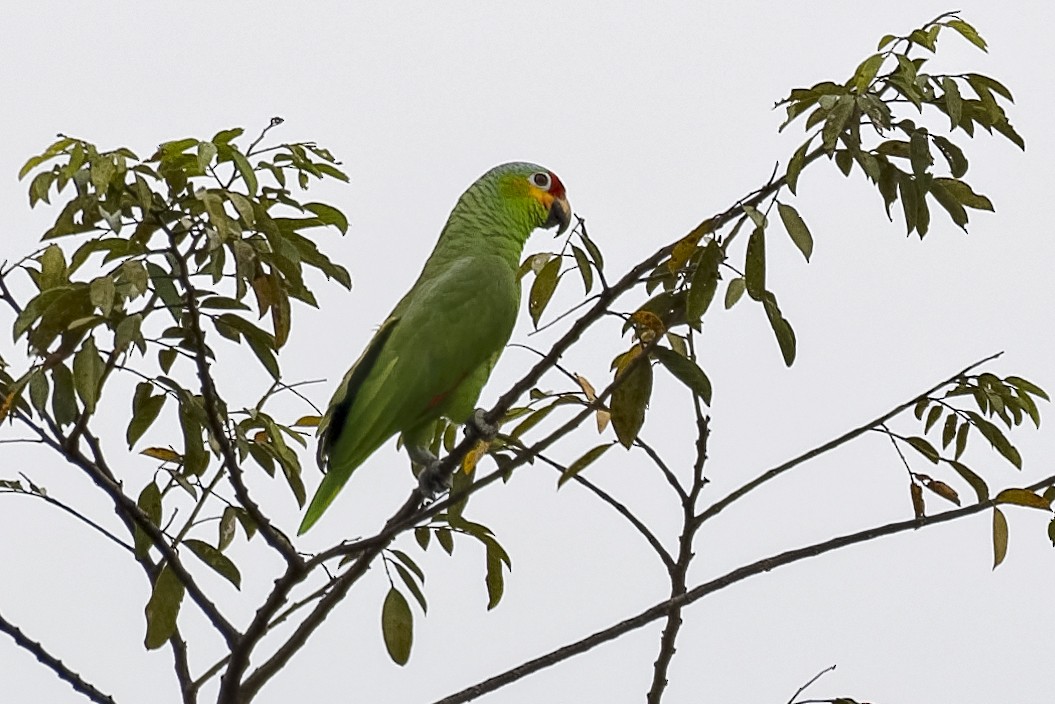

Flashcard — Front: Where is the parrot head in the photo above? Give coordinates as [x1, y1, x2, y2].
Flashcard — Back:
[491, 162, 572, 237]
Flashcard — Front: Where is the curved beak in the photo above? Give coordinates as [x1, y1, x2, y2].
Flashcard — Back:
[545, 195, 572, 236]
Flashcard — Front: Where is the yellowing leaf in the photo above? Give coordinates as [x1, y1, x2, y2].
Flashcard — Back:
[667, 232, 702, 274]
[141, 447, 182, 463]
[910, 482, 925, 519]
[995, 488, 1051, 510]
[992, 507, 1008, 569]
[630, 310, 665, 341]
[292, 415, 321, 427]
[595, 409, 611, 434]
[574, 374, 597, 402]
[462, 439, 491, 475]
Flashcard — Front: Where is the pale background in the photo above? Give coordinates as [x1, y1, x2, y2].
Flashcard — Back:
[1, 2, 1053, 703]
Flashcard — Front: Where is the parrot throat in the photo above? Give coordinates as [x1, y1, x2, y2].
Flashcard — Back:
[427, 189, 538, 273]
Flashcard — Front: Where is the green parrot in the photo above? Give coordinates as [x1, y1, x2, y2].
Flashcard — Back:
[298, 162, 571, 533]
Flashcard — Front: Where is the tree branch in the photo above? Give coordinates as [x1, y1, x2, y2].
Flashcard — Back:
[431, 470, 1055, 704]
[0, 608, 118, 704]
[694, 352, 1003, 528]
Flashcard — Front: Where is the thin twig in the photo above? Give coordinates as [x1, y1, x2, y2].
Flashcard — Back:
[3, 478, 134, 554]
[0, 608, 118, 704]
[786, 664, 837, 704]
[694, 352, 1003, 528]
[634, 436, 688, 504]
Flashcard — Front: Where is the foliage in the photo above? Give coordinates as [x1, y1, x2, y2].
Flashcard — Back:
[0, 12, 1052, 704]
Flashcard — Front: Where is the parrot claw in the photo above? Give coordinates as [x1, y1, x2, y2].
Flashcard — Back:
[408, 444, 449, 498]
[467, 408, 499, 440]
[418, 461, 451, 499]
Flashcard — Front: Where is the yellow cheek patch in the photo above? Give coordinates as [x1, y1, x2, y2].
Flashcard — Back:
[498, 174, 553, 209]
[529, 185, 555, 209]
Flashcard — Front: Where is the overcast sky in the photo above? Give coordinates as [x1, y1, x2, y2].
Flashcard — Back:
[2, 2, 1053, 703]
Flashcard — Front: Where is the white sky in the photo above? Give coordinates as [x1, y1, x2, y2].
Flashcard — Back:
[2, 2, 1053, 703]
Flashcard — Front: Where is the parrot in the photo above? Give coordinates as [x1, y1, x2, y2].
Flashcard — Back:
[298, 162, 571, 534]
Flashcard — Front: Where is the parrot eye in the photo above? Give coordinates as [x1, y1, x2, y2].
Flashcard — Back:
[531, 172, 552, 190]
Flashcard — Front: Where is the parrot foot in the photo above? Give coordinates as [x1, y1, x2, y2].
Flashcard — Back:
[467, 408, 499, 440]
[418, 461, 451, 498]
[408, 444, 449, 499]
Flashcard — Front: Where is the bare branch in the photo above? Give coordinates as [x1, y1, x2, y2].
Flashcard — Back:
[786, 664, 837, 704]
[695, 352, 1004, 527]
[0, 608, 118, 704]
[431, 470, 1055, 704]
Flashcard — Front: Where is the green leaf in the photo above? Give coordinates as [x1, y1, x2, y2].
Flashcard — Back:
[28, 369, 49, 413]
[909, 130, 933, 176]
[942, 77, 963, 129]
[744, 227, 766, 300]
[381, 588, 413, 665]
[761, 292, 796, 366]
[941, 413, 957, 449]
[127, 382, 166, 448]
[144, 563, 185, 650]
[995, 488, 1051, 510]
[905, 435, 939, 464]
[786, 139, 811, 195]
[821, 94, 855, 152]
[571, 245, 594, 294]
[777, 203, 813, 262]
[145, 261, 182, 323]
[851, 53, 885, 93]
[992, 507, 1008, 569]
[686, 240, 722, 321]
[304, 202, 349, 235]
[967, 412, 1021, 468]
[159, 348, 178, 374]
[115, 313, 144, 354]
[558, 443, 614, 488]
[510, 404, 555, 440]
[196, 141, 217, 172]
[179, 401, 209, 476]
[40, 245, 68, 290]
[50, 362, 78, 426]
[946, 18, 987, 51]
[528, 256, 561, 327]
[218, 506, 238, 551]
[610, 348, 654, 448]
[651, 346, 712, 405]
[923, 405, 943, 433]
[134, 481, 162, 558]
[948, 460, 988, 502]
[232, 150, 258, 196]
[929, 180, 969, 230]
[414, 526, 430, 551]
[391, 562, 428, 613]
[89, 276, 116, 315]
[954, 421, 969, 459]
[484, 540, 505, 610]
[72, 336, 105, 414]
[1005, 376, 1049, 401]
[579, 228, 604, 272]
[932, 178, 993, 211]
[184, 539, 242, 588]
[436, 528, 454, 555]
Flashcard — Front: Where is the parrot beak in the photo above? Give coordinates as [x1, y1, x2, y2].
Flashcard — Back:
[546, 195, 572, 236]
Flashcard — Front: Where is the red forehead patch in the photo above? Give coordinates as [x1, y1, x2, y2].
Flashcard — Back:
[547, 171, 566, 199]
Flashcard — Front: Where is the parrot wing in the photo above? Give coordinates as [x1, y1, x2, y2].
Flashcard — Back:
[299, 254, 517, 533]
